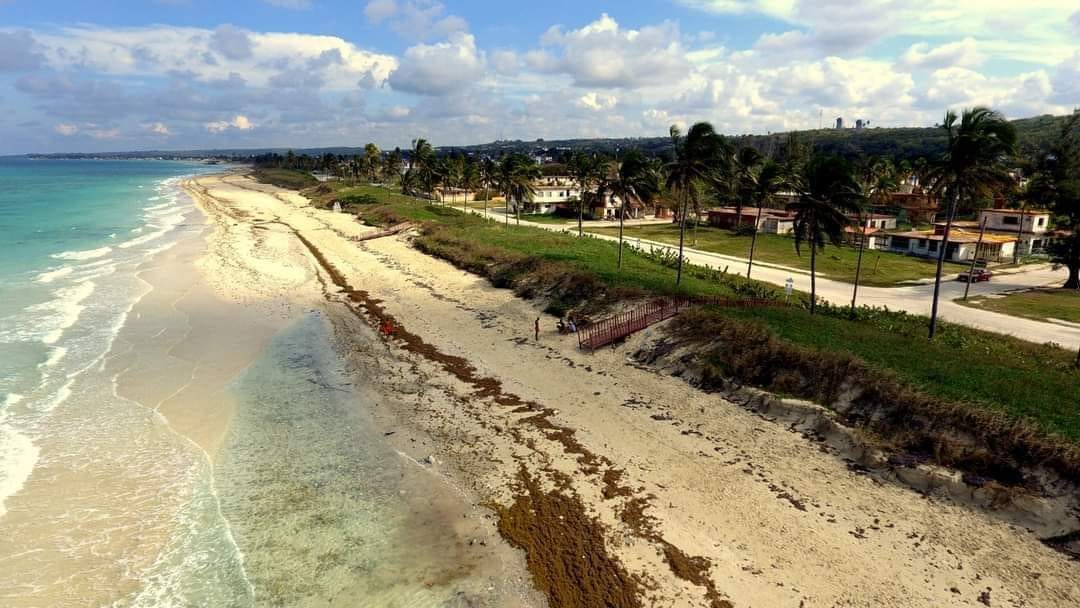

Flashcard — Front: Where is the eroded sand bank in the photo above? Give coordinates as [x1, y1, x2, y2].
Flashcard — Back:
[187, 173, 1080, 608]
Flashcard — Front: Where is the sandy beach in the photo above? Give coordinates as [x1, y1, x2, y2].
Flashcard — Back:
[181, 173, 1079, 607]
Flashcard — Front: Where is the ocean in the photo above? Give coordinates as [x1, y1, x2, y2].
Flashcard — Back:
[0, 159, 529, 606]
[0, 158, 217, 520]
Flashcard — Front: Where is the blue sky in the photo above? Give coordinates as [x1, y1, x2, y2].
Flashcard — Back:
[1, 0, 1076, 153]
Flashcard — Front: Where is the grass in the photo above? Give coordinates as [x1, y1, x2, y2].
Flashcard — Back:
[517, 213, 575, 225]
[588, 223, 965, 287]
[708, 305, 1080, 445]
[253, 175, 1080, 474]
[252, 168, 318, 190]
[960, 289, 1080, 324]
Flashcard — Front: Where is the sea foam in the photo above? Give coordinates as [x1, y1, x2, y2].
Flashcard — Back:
[52, 246, 113, 261]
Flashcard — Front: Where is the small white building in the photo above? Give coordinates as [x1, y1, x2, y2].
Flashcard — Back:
[977, 209, 1054, 255]
[885, 228, 1016, 263]
[849, 213, 898, 231]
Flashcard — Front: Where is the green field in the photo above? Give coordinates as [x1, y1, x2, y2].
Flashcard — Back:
[588, 224, 965, 287]
[961, 289, 1080, 324]
[256, 174, 1080, 453]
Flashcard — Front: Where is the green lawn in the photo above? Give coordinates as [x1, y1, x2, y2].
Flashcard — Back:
[711, 305, 1080, 444]
[251, 168, 318, 190]
[960, 289, 1080, 324]
[588, 224, 964, 287]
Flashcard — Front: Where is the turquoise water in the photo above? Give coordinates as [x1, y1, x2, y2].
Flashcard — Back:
[0, 160, 527, 606]
[0, 158, 216, 519]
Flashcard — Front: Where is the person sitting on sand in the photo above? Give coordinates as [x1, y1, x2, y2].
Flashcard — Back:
[557, 318, 567, 333]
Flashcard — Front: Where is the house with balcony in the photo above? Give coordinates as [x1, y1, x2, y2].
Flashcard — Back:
[976, 208, 1055, 255]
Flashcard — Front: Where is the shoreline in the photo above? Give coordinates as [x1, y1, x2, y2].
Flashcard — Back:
[187, 173, 1079, 607]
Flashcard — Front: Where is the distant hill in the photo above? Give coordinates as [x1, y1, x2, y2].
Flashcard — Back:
[25, 113, 1073, 163]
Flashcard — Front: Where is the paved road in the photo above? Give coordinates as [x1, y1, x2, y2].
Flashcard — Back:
[468, 206, 1080, 350]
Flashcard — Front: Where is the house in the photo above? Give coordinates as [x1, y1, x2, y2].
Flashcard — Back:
[976, 208, 1055, 255]
[508, 176, 580, 214]
[848, 213, 898, 231]
[884, 224, 1016, 263]
[706, 207, 797, 234]
[879, 192, 940, 224]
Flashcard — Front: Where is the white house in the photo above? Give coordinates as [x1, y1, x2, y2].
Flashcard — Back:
[977, 209, 1054, 255]
[508, 176, 580, 214]
[884, 228, 1016, 263]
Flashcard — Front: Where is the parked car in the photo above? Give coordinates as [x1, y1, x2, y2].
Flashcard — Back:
[957, 269, 992, 283]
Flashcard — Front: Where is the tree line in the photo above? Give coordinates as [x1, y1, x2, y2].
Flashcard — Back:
[255, 107, 1079, 341]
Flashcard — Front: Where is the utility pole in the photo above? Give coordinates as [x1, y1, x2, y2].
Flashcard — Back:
[963, 217, 988, 301]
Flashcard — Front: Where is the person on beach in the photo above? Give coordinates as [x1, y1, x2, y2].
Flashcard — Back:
[534, 317, 540, 341]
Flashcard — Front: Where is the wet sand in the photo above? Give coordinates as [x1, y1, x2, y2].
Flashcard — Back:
[185, 173, 1080, 607]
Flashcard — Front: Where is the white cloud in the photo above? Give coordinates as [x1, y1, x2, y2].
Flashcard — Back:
[364, 0, 398, 23]
[32, 26, 398, 90]
[53, 123, 78, 136]
[365, 0, 468, 42]
[901, 37, 984, 70]
[205, 115, 254, 133]
[388, 32, 484, 95]
[145, 122, 172, 135]
[577, 92, 618, 111]
[535, 13, 690, 89]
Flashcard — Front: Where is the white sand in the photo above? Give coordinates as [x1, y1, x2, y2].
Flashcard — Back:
[188, 174, 1080, 608]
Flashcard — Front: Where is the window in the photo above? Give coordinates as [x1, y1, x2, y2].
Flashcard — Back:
[929, 240, 939, 252]
[1037, 217, 1046, 227]
[1002, 216, 1019, 225]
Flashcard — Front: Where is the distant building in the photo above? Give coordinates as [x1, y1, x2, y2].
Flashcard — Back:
[835, 117, 844, 129]
[508, 176, 579, 214]
[707, 207, 797, 234]
[976, 208, 1056, 255]
[884, 224, 1017, 263]
[855, 119, 866, 130]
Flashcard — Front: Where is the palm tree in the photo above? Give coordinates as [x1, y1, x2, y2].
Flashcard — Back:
[499, 154, 539, 226]
[383, 148, 404, 185]
[599, 151, 661, 269]
[745, 159, 786, 279]
[665, 123, 725, 286]
[849, 158, 898, 314]
[569, 152, 604, 236]
[788, 156, 861, 314]
[925, 107, 1017, 339]
[732, 146, 763, 227]
[407, 138, 436, 197]
[462, 158, 481, 214]
[480, 157, 498, 219]
[363, 143, 381, 182]
[1027, 110, 1080, 290]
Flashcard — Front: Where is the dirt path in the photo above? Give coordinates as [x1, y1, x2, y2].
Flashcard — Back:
[190, 174, 1080, 608]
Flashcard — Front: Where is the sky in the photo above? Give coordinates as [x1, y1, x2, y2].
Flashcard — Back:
[0, 0, 1077, 154]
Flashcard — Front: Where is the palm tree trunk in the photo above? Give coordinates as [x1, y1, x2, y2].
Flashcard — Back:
[676, 191, 688, 287]
[963, 217, 988, 301]
[578, 196, 584, 237]
[505, 192, 510, 228]
[850, 214, 866, 317]
[810, 234, 818, 315]
[617, 199, 626, 270]
[747, 202, 765, 278]
[928, 191, 959, 340]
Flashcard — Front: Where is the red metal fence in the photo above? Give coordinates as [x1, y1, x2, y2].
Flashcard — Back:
[577, 296, 783, 350]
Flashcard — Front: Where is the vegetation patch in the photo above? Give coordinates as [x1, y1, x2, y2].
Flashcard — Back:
[251, 168, 318, 190]
[662, 307, 1080, 484]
